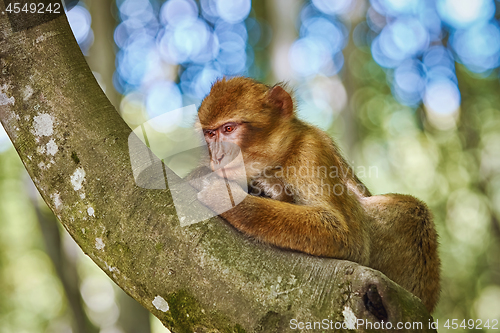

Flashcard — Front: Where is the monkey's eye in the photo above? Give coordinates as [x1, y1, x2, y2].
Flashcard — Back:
[204, 130, 216, 137]
[223, 124, 236, 133]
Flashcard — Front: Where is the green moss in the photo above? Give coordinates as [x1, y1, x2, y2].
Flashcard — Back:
[155, 243, 164, 252]
[233, 324, 246, 333]
[71, 151, 80, 164]
[105, 241, 131, 269]
[161, 289, 246, 333]
[255, 311, 290, 332]
[115, 242, 131, 255]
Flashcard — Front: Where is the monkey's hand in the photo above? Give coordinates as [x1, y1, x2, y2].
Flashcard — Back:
[197, 175, 247, 215]
[186, 165, 212, 191]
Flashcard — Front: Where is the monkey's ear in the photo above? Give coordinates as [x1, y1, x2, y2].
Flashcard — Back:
[267, 85, 294, 117]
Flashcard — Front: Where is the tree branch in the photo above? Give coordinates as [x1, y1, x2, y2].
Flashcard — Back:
[0, 3, 436, 332]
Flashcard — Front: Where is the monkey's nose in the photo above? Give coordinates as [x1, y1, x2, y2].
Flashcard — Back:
[217, 154, 225, 163]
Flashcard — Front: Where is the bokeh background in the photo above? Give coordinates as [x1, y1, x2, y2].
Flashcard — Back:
[1, 0, 500, 332]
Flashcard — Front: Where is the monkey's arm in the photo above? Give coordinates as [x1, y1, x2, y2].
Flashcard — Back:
[197, 179, 369, 263]
[225, 195, 369, 263]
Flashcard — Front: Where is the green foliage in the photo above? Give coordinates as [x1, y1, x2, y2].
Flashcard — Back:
[349, 53, 500, 328]
[0, 150, 68, 332]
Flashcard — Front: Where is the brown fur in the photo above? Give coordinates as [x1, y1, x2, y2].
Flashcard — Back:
[193, 77, 440, 312]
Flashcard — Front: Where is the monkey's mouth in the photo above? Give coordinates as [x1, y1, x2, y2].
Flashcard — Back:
[214, 165, 241, 173]
[211, 159, 244, 172]
[214, 165, 236, 172]
[213, 165, 246, 180]
[210, 150, 247, 180]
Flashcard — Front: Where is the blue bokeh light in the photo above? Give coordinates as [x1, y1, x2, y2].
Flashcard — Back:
[114, 19, 159, 49]
[191, 67, 224, 99]
[371, 36, 399, 68]
[112, 0, 500, 127]
[418, 7, 442, 40]
[158, 19, 215, 64]
[216, 31, 247, 74]
[393, 60, 426, 105]
[451, 22, 500, 73]
[365, 0, 500, 109]
[215, 0, 251, 24]
[67, 5, 92, 44]
[300, 17, 346, 55]
[179, 65, 223, 101]
[437, 0, 495, 29]
[115, 0, 257, 107]
[67, 5, 93, 55]
[215, 21, 248, 44]
[200, 0, 218, 23]
[290, 38, 334, 77]
[377, 18, 429, 66]
[160, 0, 198, 27]
[423, 46, 455, 70]
[118, 0, 154, 20]
[116, 36, 157, 90]
[311, 0, 353, 15]
[370, 0, 421, 16]
[290, 8, 347, 77]
[424, 78, 461, 115]
[146, 81, 183, 118]
[389, 44, 460, 106]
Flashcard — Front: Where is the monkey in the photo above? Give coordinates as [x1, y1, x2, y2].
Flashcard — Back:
[187, 77, 440, 313]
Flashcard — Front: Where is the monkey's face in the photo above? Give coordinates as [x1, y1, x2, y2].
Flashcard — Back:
[197, 77, 296, 181]
[203, 122, 247, 180]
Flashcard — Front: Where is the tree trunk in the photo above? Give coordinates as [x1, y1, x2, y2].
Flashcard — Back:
[85, 1, 153, 331]
[86, 0, 120, 110]
[0, 3, 436, 332]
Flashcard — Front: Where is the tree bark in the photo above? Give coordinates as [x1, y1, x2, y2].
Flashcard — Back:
[85, 1, 153, 331]
[86, 0, 120, 110]
[0, 2, 436, 332]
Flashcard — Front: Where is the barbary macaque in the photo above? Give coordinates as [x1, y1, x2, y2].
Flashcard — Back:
[188, 77, 440, 313]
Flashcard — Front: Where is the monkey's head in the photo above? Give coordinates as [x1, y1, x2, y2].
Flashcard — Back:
[197, 77, 295, 180]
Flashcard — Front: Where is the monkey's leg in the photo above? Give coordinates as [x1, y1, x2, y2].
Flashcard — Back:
[220, 195, 370, 264]
[362, 194, 440, 313]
